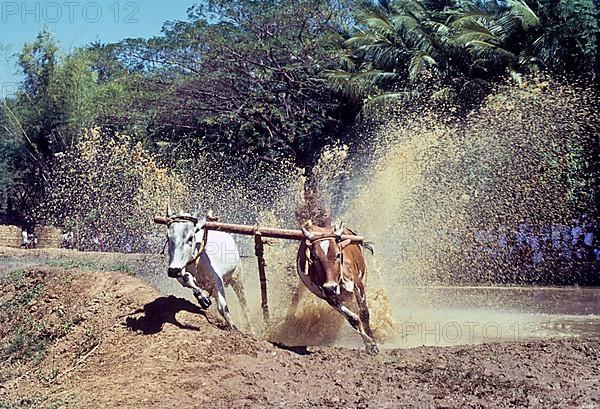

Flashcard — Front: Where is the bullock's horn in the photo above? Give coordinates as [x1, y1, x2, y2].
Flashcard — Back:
[167, 204, 174, 217]
[206, 209, 219, 222]
[154, 215, 169, 225]
[301, 225, 318, 242]
[334, 221, 345, 238]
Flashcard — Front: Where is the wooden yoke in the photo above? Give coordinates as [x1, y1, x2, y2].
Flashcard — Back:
[154, 216, 365, 243]
[154, 215, 368, 326]
[203, 221, 364, 242]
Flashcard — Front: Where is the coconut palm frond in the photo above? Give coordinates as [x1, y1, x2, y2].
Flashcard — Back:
[363, 15, 396, 39]
[466, 40, 517, 63]
[447, 12, 495, 28]
[361, 90, 417, 119]
[409, 50, 437, 80]
[390, 13, 419, 33]
[347, 36, 409, 70]
[454, 31, 497, 45]
[355, 3, 396, 38]
[451, 17, 495, 35]
[345, 32, 392, 48]
[451, 16, 499, 46]
[352, 69, 400, 85]
[504, 0, 540, 30]
[324, 69, 400, 99]
[360, 44, 408, 69]
[424, 20, 452, 39]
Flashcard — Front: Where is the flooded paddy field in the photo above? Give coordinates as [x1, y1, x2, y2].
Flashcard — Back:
[2, 246, 597, 350]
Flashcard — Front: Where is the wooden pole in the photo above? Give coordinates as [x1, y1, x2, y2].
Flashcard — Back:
[254, 232, 270, 323]
[153, 216, 364, 243]
[203, 221, 364, 243]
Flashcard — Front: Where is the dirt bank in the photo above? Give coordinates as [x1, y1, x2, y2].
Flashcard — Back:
[1, 266, 598, 408]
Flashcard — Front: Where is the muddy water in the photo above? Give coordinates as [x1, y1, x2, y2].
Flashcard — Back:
[259, 279, 600, 350]
[382, 285, 600, 349]
[232, 272, 600, 349]
[2, 248, 598, 349]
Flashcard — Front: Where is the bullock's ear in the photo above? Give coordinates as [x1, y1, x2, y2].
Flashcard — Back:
[339, 239, 351, 249]
[334, 221, 345, 237]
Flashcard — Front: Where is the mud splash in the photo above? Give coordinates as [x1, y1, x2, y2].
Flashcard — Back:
[40, 78, 598, 348]
[344, 80, 596, 286]
[265, 78, 597, 347]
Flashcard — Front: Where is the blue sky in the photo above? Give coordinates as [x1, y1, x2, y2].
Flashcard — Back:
[0, 1, 197, 87]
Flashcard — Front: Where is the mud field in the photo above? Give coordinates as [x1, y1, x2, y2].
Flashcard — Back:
[0, 248, 598, 408]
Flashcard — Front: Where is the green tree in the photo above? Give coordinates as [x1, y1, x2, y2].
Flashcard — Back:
[528, 0, 598, 75]
[327, 0, 491, 116]
[113, 0, 352, 167]
[450, 0, 598, 79]
[0, 32, 133, 222]
[329, 0, 599, 116]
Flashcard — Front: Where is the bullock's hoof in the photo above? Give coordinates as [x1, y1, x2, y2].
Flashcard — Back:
[197, 296, 212, 310]
[366, 343, 379, 355]
[167, 268, 181, 278]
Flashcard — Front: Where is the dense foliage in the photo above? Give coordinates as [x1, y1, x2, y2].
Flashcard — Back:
[328, 0, 599, 113]
[0, 0, 598, 231]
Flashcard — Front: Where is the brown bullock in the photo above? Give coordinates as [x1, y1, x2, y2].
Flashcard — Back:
[296, 221, 378, 354]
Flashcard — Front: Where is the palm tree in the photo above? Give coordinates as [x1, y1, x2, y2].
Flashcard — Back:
[451, 0, 598, 79]
[327, 0, 599, 117]
[327, 0, 462, 116]
[447, 0, 541, 83]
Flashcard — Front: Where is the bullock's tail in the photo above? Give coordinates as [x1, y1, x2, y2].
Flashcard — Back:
[362, 241, 374, 255]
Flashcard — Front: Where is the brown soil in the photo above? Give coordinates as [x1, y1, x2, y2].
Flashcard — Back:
[1, 264, 599, 408]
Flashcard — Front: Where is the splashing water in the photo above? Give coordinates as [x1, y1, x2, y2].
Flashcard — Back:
[40, 128, 190, 252]
[265, 78, 598, 347]
[40, 78, 599, 348]
[343, 79, 597, 286]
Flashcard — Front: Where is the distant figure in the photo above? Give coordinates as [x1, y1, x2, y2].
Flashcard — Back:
[61, 231, 75, 249]
[21, 229, 29, 248]
[92, 230, 106, 251]
[21, 230, 37, 249]
[294, 189, 332, 227]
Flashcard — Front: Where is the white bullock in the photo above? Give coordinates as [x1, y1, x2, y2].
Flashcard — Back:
[163, 207, 249, 329]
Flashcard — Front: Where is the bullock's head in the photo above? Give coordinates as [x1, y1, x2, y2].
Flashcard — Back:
[163, 205, 204, 277]
[301, 221, 352, 297]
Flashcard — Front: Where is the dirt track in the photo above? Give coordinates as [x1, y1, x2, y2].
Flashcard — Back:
[1, 263, 598, 409]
